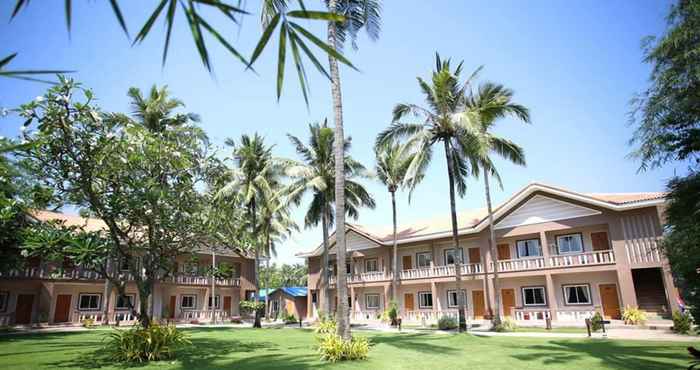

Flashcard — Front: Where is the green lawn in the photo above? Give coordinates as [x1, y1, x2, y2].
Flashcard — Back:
[0, 327, 695, 370]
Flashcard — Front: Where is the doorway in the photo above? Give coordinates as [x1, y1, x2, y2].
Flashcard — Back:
[15, 294, 34, 324]
[599, 284, 621, 319]
[500, 289, 515, 318]
[54, 294, 72, 323]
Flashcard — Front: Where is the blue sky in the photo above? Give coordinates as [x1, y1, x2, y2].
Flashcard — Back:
[0, 1, 684, 264]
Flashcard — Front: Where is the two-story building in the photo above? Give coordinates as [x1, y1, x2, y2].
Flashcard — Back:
[0, 211, 257, 326]
[298, 183, 680, 325]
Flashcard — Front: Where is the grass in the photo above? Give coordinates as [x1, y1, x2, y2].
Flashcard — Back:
[0, 327, 696, 369]
[515, 326, 587, 333]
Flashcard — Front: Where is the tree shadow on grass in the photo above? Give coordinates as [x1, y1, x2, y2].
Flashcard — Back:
[368, 332, 460, 355]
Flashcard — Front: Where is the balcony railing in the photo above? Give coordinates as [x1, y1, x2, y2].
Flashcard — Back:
[180, 309, 231, 322]
[403, 309, 460, 323]
[169, 275, 240, 287]
[495, 257, 546, 272]
[549, 250, 615, 267]
[0, 267, 104, 280]
[400, 263, 483, 280]
[513, 308, 551, 321]
[350, 271, 390, 283]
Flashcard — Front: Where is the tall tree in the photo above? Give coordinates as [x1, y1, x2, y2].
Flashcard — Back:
[373, 142, 422, 305]
[286, 121, 375, 316]
[461, 82, 530, 325]
[377, 54, 482, 332]
[126, 85, 199, 133]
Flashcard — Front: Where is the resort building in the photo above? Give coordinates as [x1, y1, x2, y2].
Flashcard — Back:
[298, 183, 680, 325]
[261, 287, 308, 321]
[0, 211, 256, 326]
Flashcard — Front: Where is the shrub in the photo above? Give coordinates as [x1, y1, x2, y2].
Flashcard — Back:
[493, 318, 518, 332]
[387, 301, 398, 326]
[103, 323, 191, 363]
[82, 318, 95, 328]
[314, 318, 336, 335]
[590, 312, 604, 332]
[622, 306, 647, 325]
[283, 310, 297, 324]
[317, 334, 369, 362]
[437, 315, 458, 330]
[672, 311, 694, 334]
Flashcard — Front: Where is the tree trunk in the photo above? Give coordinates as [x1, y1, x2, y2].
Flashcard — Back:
[327, 0, 350, 341]
[321, 208, 331, 316]
[211, 251, 216, 324]
[265, 248, 270, 320]
[137, 281, 153, 328]
[391, 190, 399, 304]
[443, 140, 467, 332]
[484, 170, 502, 325]
[251, 201, 262, 328]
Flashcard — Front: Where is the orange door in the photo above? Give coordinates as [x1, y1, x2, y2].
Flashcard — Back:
[600, 284, 621, 319]
[501, 289, 515, 318]
[402, 255, 412, 270]
[497, 244, 511, 260]
[54, 294, 71, 323]
[472, 290, 486, 319]
[15, 294, 34, 324]
[169, 296, 177, 319]
[223, 296, 232, 313]
[591, 232, 610, 251]
[468, 248, 481, 263]
[404, 293, 414, 311]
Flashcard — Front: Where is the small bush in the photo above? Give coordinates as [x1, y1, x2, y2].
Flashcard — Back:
[317, 334, 369, 362]
[622, 306, 647, 325]
[590, 312, 604, 332]
[437, 315, 458, 330]
[103, 323, 191, 363]
[315, 318, 336, 335]
[387, 301, 399, 326]
[493, 318, 518, 332]
[283, 310, 298, 324]
[82, 318, 95, 328]
[672, 311, 694, 334]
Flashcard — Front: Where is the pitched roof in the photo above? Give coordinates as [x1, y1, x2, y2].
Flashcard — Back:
[31, 210, 108, 232]
[259, 287, 307, 299]
[296, 182, 667, 257]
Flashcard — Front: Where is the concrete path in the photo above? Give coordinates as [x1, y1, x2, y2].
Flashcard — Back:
[471, 328, 697, 342]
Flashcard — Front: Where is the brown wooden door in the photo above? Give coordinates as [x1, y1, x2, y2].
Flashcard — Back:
[600, 284, 621, 319]
[468, 248, 481, 263]
[54, 294, 71, 323]
[168, 296, 177, 319]
[15, 294, 34, 324]
[404, 293, 414, 311]
[500, 289, 515, 317]
[591, 232, 610, 251]
[497, 244, 511, 260]
[472, 290, 486, 319]
[402, 255, 412, 270]
[223, 296, 232, 313]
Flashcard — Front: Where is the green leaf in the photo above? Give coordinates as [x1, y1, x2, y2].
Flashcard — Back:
[109, 0, 130, 38]
[162, 0, 178, 66]
[288, 29, 330, 80]
[183, 1, 211, 71]
[248, 13, 280, 69]
[288, 28, 309, 107]
[0, 53, 18, 69]
[287, 10, 344, 22]
[193, 0, 249, 15]
[277, 21, 288, 100]
[65, 0, 72, 34]
[10, 0, 29, 20]
[133, 0, 169, 45]
[0, 69, 75, 75]
[196, 13, 250, 67]
[288, 22, 357, 71]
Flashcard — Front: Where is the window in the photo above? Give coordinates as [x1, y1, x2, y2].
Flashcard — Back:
[78, 293, 101, 311]
[181, 295, 196, 310]
[418, 292, 433, 309]
[447, 290, 467, 308]
[444, 248, 464, 265]
[416, 252, 432, 268]
[311, 291, 318, 304]
[271, 300, 279, 314]
[563, 284, 591, 305]
[365, 258, 379, 273]
[346, 263, 351, 274]
[516, 239, 542, 258]
[365, 294, 380, 309]
[557, 233, 584, 254]
[522, 287, 546, 306]
[208, 295, 221, 309]
[115, 294, 134, 310]
[0, 291, 8, 312]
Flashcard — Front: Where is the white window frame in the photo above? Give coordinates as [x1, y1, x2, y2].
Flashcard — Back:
[418, 291, 433, 309]
[365, 258, 379, 273]
[444, 248, 464, 265]
[78, 293, 102, 311]
[365, 294, 380, 309]
[416, 252, 432, 268]
[521, 286, 547, 306]
[0, 291, 8, 312]
[556, 233, 584, 254]
[181, 294, 197, 310]
[516, 239, 542, 258]
[115, 294, 135, 310]
[446, 289, 467, 308]
[562, 284, 592, 305]
[208, 295, 221, 309]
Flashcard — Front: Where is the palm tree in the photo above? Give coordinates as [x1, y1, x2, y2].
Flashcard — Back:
[373, 143, 423, 306]
[286, 120, 376, 318]
[376, 54, 483, 332]
[127, 85, 199, 133]
[217, 133, 282, 328]
[459, 82, 530, 324]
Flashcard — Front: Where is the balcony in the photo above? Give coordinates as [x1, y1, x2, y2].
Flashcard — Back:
[0, 267, 105, 280]
[548, 250, 615, 267]
[168, 275, 240, 287]
[495, 257, 546, 272]
[400, 263, 483, 280]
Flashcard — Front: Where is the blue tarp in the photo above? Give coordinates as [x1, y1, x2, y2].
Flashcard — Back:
[258, 286, 307, 299]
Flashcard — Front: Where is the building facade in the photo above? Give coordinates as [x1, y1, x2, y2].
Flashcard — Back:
[0, 211, 256, 326]
[299, 183, 680, 325]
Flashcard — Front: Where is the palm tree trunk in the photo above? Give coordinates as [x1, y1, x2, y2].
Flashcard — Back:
[391, 190, 399, 304]
[443, 140, 467, 332]
[321, 207, 331, 316]
[251, 201, 262, 328]
[265, 250, 270, 320]
[484, 170, 502, 325]
[327, 0, 350, 341]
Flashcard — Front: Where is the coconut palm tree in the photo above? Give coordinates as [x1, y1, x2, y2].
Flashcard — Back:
[286, 120, 375, 317]
[126, 85, 200, 133]
[373, 142, 423, 305]
[459, 82, 530, 324]
[217, 133, 282, 328]
[376, 53, 483, 332]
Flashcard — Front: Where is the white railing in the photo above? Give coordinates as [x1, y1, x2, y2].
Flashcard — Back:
[350, 271, 391, 283]
[74, 310, 106, 323]
[496, 257, 546, 272]
[403, 310, 460, 323]
[351, 310, 381, 321]
[549, 251, 615, 267]
[513, 308, 551, 321]
[556, 309, 597, 322]
[105, 311, 139, 325]
[180, 309, 231, 322]
[170, 275, 240, 287]
[399, 263, 482, 280]
[0, 267, 104, 280]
